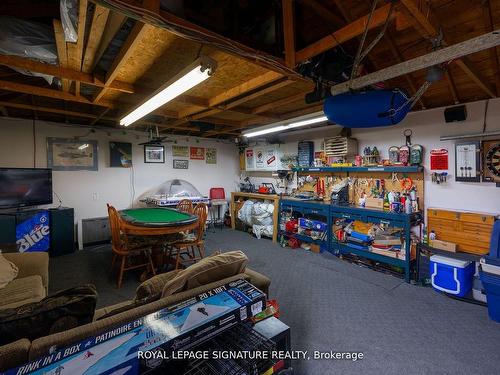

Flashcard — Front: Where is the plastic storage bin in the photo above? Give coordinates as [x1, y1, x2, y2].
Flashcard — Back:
[479, 271, 500, 322]
[430, 255, 474, 297]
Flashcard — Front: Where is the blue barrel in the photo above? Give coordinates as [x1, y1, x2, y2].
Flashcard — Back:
[323, 89, 411, 128]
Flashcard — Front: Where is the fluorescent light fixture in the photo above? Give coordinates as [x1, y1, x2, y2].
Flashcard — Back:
[78, 143, 89, 150]
[120, 57, 217, 127]
[243, 113, 328, 138]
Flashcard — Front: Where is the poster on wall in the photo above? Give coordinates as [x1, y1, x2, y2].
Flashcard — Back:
[206, 148, 217, 164]
[190, 147, 205, 160]
[109, 142, 132, 168]
[47, 138, 98, 171]
[172, 145, 189, 157]
[254, 148, 265, 169]
[265, 147, 277, 169]
[245, 149, 254, 169]
[173, 159, 189, 169]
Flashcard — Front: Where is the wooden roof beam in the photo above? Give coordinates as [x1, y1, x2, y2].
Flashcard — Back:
[299, 0, 345, 27]
[0, 80, 112, 107]
[82, 5, 110, 73]
[282, 0, 296, 68]
[330, 30, 500, 96]
[93, 22, 150, 103]
[400, 0, 497, 98]
[445, 69, 459, 104]
[66, 0, 88, 95]
[0, 54, 135, 94]
[251, 92, 305, 115]
[482, 0, 500, 96]
[53, 20, 70, 92]
[296, 3, 398, 63]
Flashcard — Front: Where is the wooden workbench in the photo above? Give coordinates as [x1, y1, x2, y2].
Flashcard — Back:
[230, 192, 280, 242]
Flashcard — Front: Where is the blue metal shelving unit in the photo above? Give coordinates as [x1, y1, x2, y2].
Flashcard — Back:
[279, 199, 421, 282]
[292, 166, 424, 173]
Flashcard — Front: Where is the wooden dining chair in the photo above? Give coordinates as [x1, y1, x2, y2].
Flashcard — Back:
[176, 199, 194, 214]
[107, 204, 156, 288]
[171, 203, 208, 269]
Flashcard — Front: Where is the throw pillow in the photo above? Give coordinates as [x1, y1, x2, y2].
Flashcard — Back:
[161, 250, 248, 298]
[0, 254, 18, 289]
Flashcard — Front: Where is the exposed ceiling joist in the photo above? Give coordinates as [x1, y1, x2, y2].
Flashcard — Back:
[299, 0, 345, 27]
[400, 0, 497, 98]
[92, 12, 127, 73]
[0, 79, 112, 107]
[82, 5, 111, 73]
[66, 0, 88, 95]
[482, 0, 500, 95]
[0, 54, 134, 94]
[282, 0, 296, 68]
[251, 92, 305, 115]
[445, 69, 459, 104]
[53, 20, 70, 92]
[330, 30, 500, 96]
[93, 22, 150, 103]
[296, 3, 397, 63]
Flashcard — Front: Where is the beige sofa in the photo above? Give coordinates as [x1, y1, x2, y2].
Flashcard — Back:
[0, 252, 49, 310]
[0, 264, 270, 371]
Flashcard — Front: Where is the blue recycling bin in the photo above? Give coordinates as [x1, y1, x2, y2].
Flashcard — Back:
[480, 270, 500, 323]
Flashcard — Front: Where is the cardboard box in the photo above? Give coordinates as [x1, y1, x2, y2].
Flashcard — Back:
[365, 197, 384, 209]
[430, 239, 457, 252]
[7, 280, 266, 375]
[310, 244, 321, 253]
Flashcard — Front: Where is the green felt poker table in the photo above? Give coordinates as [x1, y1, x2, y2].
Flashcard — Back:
[119, 208, 198, 235]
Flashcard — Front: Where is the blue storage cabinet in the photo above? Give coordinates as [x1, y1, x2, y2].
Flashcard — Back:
[430, 255, 474, 297]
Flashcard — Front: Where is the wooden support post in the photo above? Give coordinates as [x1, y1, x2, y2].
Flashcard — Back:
[282, 0, 296, 68]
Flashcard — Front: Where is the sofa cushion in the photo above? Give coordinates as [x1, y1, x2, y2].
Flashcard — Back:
[0, 275, 45, 310]
[135, 269, 183, 302]
[0, 338, 31, 372]
[161, 251, 248, 297]
[0, 254, 19, 289]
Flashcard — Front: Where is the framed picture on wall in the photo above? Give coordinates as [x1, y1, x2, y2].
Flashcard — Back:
[47, 138, 98, 171]
[173, 159, 188, 169]
[109, 142, 132, 168]
[144, 145, 165, 163]
[206, 148, 217, 164]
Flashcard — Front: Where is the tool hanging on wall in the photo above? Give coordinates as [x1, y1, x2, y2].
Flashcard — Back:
[431, 172, 448, 184]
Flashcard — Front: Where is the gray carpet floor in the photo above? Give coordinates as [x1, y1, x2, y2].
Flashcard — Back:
[49, 229, 500, 375]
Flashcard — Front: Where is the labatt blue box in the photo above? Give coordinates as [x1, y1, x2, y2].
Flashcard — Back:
[16, 211, 50, 252]
[4, 279, 266, 375]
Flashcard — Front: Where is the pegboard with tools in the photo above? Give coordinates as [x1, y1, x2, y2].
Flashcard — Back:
[292, 168, 424, 214]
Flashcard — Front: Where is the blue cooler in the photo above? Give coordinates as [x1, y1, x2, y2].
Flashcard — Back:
[430, 255, 474, 297]
[480, 270, 500, 323]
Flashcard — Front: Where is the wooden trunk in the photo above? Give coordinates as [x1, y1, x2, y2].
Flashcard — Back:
[427, 208, 495, 255]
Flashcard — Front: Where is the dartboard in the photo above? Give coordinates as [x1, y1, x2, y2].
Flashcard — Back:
[486, 143, 500, 177]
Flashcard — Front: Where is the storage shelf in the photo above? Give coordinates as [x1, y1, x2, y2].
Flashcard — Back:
[332, 242, 406, 268]
[279, 231, 327, 244]
[292, 166, 424, 173]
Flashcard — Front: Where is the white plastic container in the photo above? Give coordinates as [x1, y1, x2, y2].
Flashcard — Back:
[480, 258, 500, 276]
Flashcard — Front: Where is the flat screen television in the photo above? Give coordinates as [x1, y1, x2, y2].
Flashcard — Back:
[0, 168, 53, 209]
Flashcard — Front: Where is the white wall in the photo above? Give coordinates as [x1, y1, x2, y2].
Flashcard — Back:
[0, 117, 240, 246]
[244, 99, 500, 215]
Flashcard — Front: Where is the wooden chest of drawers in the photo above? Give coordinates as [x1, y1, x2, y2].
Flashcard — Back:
[427, 208, 496, 255]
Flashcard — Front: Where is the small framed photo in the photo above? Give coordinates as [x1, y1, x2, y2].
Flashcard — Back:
[173, 159, 189, 169]
[144, 145, 165, 163]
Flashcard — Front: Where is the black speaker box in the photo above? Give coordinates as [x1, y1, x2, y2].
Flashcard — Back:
[49, 207, 75, 257]
[444, 105, 467, 123]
